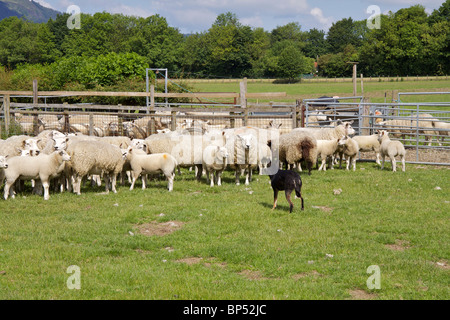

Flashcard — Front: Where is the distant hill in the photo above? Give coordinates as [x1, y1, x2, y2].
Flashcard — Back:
[0, 0, 60, 23]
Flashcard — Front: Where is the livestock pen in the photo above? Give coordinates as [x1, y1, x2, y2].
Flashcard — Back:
[1, 88, 450, 166]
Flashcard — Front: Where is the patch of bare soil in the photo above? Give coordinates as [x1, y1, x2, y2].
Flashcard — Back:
[135, 221, 184, 237]
[385, 240, 411, 251]
[238, 270, 274, 281]
[292, 270, 322, 280]
[435, 260, 449, 270]
[349, 289, 377, 300]
[311, 206, 333, 213]
[175, 257, 204, 265]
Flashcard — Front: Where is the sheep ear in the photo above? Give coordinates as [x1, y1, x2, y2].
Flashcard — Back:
[337, 120, 342, 125]
[349, 120, 354, 124]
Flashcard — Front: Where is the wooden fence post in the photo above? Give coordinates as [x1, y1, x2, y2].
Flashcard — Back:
[171, 110, 176, 131]
[33, 80, 39, 136]
[118, 104, 124, 136]
[240, 78, 247, 108]
[243, 108, 248, 126]
[4, 94, 10, 136]
[63, 102, 70, 134]
[362, 103, 370, 135]
[89, 113, 94, 136]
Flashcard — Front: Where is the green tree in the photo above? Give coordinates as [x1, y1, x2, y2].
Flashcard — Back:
[0, 17, 59, 68]
[327, 18, 361, 53]
[277, 45, 314, 80]
[303, 28, 329, 58]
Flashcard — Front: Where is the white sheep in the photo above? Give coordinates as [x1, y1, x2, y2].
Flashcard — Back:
[257, 142, 272, 175]
[377, 130, 406, 172]
[433, 120, 450, 145]
[0, 135, 41, 157]
[377, 114, 438, 146]
[124, 148, 177, 191]
[225, 131, 258, 185]
[336, 136, 359, 171]
[0, 155, 8, 169]
[352, 134, 381, 165]
[3, 150, 71, 200]
[306, 111, 327, 127]
[202, 145, 228, 187]
[66, 140, 124, 195]
[316, 139, 339, 171]
[293, 120, 356, 140]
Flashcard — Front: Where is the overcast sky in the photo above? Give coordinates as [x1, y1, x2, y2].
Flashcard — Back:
[36, 0, 445, 33]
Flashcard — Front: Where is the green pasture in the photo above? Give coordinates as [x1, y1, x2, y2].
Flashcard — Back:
[188, 79, 450, 106]
[0, 162, 448, 300]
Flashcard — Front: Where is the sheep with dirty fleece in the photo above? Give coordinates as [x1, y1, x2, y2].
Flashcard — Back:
[336, 136, 359, 171]
[277, 130, 318, 175]
[202, 145, 228, 187]
[293, 120, 356, 140]
[65, 140, 124, 195]
[3, 150, 71, 200]
[352, 134, 381, 165]
[377, 130, 406, 172]
[316, 139, 339, 171]
[124, 148, 177, 191]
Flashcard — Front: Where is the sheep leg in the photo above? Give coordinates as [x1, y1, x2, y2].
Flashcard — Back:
[317, 157, 327, 171]
[209, 171, 214, 187]
[401, 156, 405, 172]
[381, 155, 385, 170]
[142, 174, 147, 190]
[244, 169, 250, 186]
[75, 176, 82, 195]
[167, 175, 174, 192]
[4, 180, 13, 200]
[111, 174, 117, 193]
[217, 171, 222, 186]
[195, 164, 203, 181]
[376, 153, 381, 166]
[130, 170, 141, 191]
[130, 176, 137, 191]
[272, 190, 279, 210]
[104, 175, 110, 194]
[390, 156, 397, 172]
[235, 170, 240, 185]
[43, 181, 50, 200]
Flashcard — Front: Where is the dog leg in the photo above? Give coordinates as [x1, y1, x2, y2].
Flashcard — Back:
[272, 190, 278, 210]
[286, 190, 294, 213]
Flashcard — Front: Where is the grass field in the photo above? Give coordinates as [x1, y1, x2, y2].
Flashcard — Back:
[0, 162, 448, 300]
[188, 79, 450, 105]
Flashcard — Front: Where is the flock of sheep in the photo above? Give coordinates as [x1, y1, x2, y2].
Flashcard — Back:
[0, 111, 417, 201]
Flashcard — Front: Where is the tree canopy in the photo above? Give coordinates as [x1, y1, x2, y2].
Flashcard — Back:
[0, 1, 448, 88]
